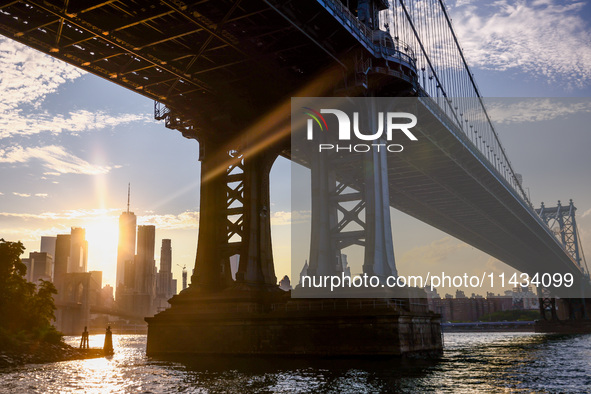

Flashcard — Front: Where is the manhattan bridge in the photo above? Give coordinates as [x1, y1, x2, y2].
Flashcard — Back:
[1, 0, 589, 355]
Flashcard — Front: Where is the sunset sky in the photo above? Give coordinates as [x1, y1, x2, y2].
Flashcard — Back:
[1, 0, 591, 295]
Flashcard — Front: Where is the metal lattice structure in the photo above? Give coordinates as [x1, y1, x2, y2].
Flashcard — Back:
[536, 200, 589, 276]
[306, 131, 397, 280]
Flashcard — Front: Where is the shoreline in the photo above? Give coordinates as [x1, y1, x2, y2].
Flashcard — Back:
[0, 341, 105, 369]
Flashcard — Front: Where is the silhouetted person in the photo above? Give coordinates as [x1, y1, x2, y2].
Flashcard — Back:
[103, 325, 114, 355]
[80, 326, 89, 349]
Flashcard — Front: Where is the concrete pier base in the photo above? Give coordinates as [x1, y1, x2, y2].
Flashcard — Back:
[146, 287, 442, 357]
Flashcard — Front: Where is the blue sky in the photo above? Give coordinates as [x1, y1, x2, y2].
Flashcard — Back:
[1, 0, 591, 294]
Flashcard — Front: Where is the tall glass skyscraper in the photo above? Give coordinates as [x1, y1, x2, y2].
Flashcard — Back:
[116, 184, 136, 300]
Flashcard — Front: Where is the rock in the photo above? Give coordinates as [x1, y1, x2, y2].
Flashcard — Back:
[0, 341, 105, 368]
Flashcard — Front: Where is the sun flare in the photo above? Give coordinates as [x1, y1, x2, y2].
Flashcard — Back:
[85, 215, 118, 281]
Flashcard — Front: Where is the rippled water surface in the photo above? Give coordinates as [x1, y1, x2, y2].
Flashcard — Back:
[1, 332, 590, 393]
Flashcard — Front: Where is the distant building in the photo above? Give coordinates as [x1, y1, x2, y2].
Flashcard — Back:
[230, 255, 239, 280]
[116, 185, 137, 301]
[338, 254, 352, 277]
[298, 260, 309, 287]
[155, 239, 176, 312]
[279, 275, 292, 291]
[100, 284, 115, 309]
[135, 225, 156, 293]
[158, 239, 173, 296]
[430, 292, 520, 322]
[131, 225, 157, 316]
[511, 286, 539, 310]
[53, 233, 71, 292]
[40, 236, 57, 259]
[24, 252, 54, 283]
[68, 227, 88, 273]
[424, 285, 441, 312]
[181, 267, 187, 291]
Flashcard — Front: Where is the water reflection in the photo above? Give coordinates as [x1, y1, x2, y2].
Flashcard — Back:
[0, 333, 590, 393]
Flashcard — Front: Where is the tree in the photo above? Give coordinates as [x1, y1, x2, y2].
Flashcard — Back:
[0, 239, 61, 345]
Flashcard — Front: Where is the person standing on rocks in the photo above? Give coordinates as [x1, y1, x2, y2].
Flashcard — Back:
[103, 326, 114, 356]
[80, 326, 89, 349]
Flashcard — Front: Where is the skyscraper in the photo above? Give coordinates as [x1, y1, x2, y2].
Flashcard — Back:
[155, 239, 176, 312]
[116, 184, 136, 300]
[53, 233, 71, 294]
[159, 239, 172, 296]
[40, 236, 57, 280]
[135, 225, 156, 293]
[68, 227, 88, 273]
[134, 225, 156, 316]
[40, 236, 57, 258]
[28, 252, 53, 283]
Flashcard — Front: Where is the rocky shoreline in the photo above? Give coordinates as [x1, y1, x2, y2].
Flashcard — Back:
[0, 341, 105, 368]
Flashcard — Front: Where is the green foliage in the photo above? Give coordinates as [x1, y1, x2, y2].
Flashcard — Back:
[480, 309, 540, 322]
[0, 239, 62, 348]
[38, 325, 63, 345]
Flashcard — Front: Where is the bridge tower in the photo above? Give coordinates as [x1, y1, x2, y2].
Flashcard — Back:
[535, 200, 591, 327]
[305, 100, 399, 284]
[536, 200, 586, 273]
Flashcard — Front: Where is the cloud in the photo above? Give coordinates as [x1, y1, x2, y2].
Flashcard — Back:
[270, 210, 311, 226]
[1, 209, 311, 230]
[450, 0, 591, 87]
[399, 237, 469, 266]
[0, 226, 72, 243]
[0, 37, 84, 113]
[10, 192, 48, 198]
[0, 208, 120, 221]
[0, 145, 115, 175]
[0, 208, 201, 232]
[484, 257, 516, 276]
[0, 110, 152, 139]
[0, 38, 152, 140]
[139, 211, 200, 230]
[486, 98, 591, 124]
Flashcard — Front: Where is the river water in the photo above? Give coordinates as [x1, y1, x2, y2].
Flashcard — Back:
[1, 332, 590, 393]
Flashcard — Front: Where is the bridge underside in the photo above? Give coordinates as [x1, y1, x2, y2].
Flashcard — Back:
[0, 0, 404, 137]
[376, 100, 584, 285]
[290, 96, 588, 294]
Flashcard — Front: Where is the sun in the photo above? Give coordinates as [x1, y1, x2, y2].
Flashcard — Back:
[85, 215, 119, 282]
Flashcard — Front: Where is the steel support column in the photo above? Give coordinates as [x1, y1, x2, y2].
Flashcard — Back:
[362, 135, 397, 279]
[191, 140, 277, 291]
[307, 136, 339, 277]
[235, 151, 277, 287]
[307, 100, 397, 281]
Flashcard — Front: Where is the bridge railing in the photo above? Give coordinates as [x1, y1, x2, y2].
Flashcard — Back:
[379, 0, 533, 208]
[318, 0, 531, 207]
[318, 0, 416, 70]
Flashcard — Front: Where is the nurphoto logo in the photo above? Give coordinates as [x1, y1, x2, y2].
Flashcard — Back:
[303, 107, 418, 153]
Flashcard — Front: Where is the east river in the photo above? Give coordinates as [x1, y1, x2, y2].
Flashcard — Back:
[1, 332, 590, 393]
